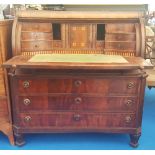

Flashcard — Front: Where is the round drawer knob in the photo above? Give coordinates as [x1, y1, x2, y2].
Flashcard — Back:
[73, 114, 81, 121]
[34, 44, 38, 48]
[23, 98, 31, 106]
[23, 81, 30, 88]
[74, 80, 82, 87]
[126, 100, 133, 106]
[127, 82, 135, 89]
[24, 116, 32, 122]
[125, 116, 132, 123]
[74, 97, 82, 104]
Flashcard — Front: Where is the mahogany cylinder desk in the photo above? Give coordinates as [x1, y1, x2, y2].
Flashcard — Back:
[3, 10, 150, 147]
[0, 19, 14, 145]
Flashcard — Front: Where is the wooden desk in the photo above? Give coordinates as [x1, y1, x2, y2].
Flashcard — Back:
[3, 55, 147, 147]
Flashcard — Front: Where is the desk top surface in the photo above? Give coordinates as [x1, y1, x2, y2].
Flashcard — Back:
[3, 54, 153, 70]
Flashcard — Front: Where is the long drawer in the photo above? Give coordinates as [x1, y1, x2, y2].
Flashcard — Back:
[18, 112, 136, 128]
[17, 95, 137, 112]
[17, 77, 139, 95]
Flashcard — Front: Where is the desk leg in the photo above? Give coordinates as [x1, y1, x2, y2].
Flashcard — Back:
[129, 133, 141, 148]
[14, 132, 25, 146]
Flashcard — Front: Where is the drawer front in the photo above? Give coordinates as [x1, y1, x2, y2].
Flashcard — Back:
[18, 112, 136, 128]
[18, 78, 139, 95]
[22, 22, 52, 32]
[18, 95, 137, 112]
[106, 24, 135, 33]
[105, 34, 136, 41]
[21, 32, 53, 41]
[105, 42, 136, 50]
[21, 41, 53, 52]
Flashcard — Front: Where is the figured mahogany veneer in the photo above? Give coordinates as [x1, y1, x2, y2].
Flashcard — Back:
[18, 95, 137, 112]
[18, 77, 139, 94]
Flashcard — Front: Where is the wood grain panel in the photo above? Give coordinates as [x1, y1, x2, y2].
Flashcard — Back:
[22, 22, 52, 32]
[0, 97, 8, 113]
[69, 24, 90, 48]
[19, 112, 136, 128]
[18, 95, 137, 112]
[21, 41, 53, 52]
[106, 24, 135, 33]
[21, 32, 53, 41]
[105, 41, 136, 50]
[18, 77, 139, 95]
[0, 74, 6, 95]
[105, 34, 136, 41]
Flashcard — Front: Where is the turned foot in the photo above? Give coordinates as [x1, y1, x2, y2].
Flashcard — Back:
[129, 133, 141, 148]
[14, 133, 25, 146]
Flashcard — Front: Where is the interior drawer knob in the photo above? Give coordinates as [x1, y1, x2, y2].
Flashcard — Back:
[73, 114, 81, 121]
[126, 100, 133, 106]
[127, 82, 135, 89]
[23, 98, 31, 106]
[74, 97, 82, 104]
[125, 116, 132, 123]
[23, 81, 30, 88]
[74, 80, 82, 87]
[24, 116, 32, 122]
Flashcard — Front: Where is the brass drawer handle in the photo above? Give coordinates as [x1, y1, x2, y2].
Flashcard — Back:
[23, 81, 30, 88]
[23, 98, 31, 106]
[74, 97, 82, 104]
[126, 100, 133, 106]
[73, 114, 81, 121]
[74, 80, 82, 87]
[127, 82, 135, 89]
[125, 116, 132, 123]
[24, 116, 32, 122]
